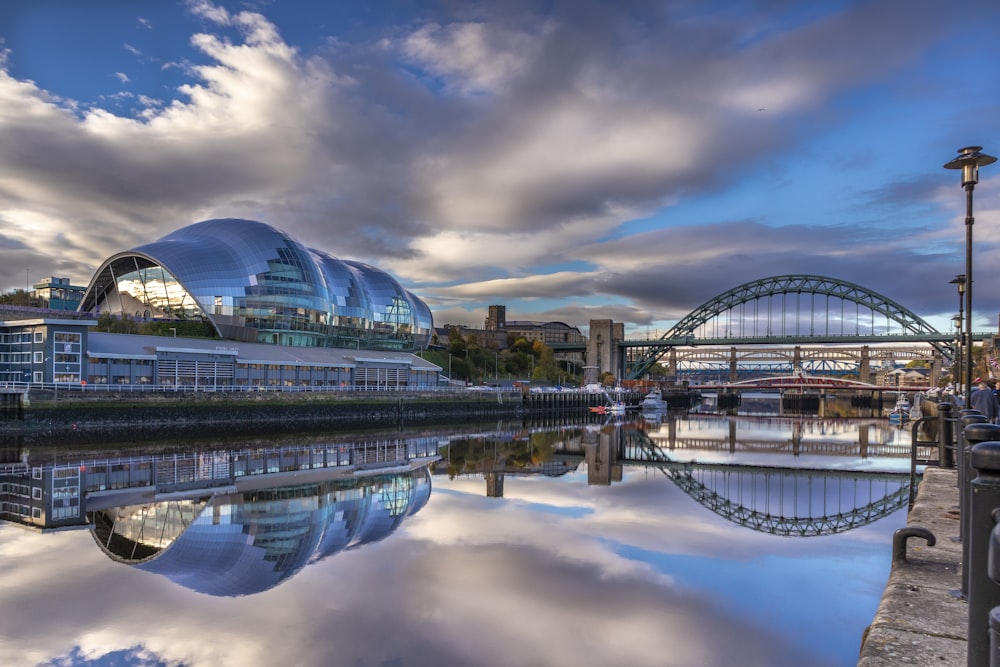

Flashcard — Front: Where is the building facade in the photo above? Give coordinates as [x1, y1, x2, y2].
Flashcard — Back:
[0, 314, 441, 388]
[79, 218, 433, 352]
[0, 317, 93, 384]
[32, 277, 86, 311]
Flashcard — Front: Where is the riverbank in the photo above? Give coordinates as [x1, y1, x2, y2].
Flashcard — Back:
[0, 387, 648, 442]
[857, 467, 966, 665]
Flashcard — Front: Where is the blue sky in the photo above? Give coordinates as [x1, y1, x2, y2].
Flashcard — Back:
[1, 0, 998, 335]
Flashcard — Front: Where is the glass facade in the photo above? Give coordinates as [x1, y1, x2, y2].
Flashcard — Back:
[79, 219, 433, 351]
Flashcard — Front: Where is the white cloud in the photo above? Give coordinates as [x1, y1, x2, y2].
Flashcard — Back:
[0, 0, 993, 329]
[401, 21, 546, 95]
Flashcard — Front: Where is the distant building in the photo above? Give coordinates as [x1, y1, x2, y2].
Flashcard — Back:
[32, 277, 86, 311]
[484, 305, 585, 346]
[441, 304, 585, 365]
[485, 305, 506, 331]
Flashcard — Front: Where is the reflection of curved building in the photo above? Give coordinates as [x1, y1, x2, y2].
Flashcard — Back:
[90, 468, 431, 597]
[79, 219, 433, 351]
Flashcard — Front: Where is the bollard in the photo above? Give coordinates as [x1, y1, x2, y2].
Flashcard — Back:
[892, 526, 935, 562]
[991, 607, 1000, 667]
[964, 424, 1000, 598]
[962, 416, 991, 520]
[966, 441, 1000, 667]
[989, 525, 1000, 667]
[939, 402, 955, 468]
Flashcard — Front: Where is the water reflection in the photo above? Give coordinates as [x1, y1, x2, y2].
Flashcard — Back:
[2, 437, 437, 596]
[0, 416, 908, 667]
[437, 414, 912, 536]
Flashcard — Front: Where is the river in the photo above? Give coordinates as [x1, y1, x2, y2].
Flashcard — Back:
[0, 396, 912, 667]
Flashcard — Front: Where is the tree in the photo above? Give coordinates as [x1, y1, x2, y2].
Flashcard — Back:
[0, 289, 38, 307]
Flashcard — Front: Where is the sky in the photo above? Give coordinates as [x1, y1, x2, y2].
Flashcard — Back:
[1, 0, 999, 337]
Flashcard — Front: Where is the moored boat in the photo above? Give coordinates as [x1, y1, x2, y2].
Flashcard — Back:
[640, 388, 667, 411]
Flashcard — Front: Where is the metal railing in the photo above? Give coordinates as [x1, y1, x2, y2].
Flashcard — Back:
[0, 380, 527, 397]
[896, 397, 1000, 666]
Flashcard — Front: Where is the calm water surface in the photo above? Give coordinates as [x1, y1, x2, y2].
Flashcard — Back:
[0, 400, 914, 667]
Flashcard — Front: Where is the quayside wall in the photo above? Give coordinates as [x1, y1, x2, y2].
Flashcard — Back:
[0, 388, 646, 435]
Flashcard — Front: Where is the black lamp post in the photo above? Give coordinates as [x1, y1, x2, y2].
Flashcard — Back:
[950, 275, 967, 394]
[952, 313, 963, 388]
[945, 146, 996, 408]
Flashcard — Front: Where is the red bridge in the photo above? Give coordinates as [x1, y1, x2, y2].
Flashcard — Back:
[693, 375, 930, 392]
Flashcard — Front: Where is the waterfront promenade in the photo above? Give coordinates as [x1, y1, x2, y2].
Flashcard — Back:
[858, 467, 966, 666]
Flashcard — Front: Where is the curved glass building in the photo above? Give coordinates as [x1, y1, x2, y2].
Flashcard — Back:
[79, 218, 433, 351]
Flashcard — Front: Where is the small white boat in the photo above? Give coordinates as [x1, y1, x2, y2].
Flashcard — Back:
[888, 393, 910, 424]
[640, 388, 667, 411]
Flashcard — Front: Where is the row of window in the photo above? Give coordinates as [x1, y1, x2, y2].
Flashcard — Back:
[0, 332, 44, 345]
[0, 352, 80, 364]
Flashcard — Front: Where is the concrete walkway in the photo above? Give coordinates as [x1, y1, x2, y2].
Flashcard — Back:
[858, 467, 967, 666]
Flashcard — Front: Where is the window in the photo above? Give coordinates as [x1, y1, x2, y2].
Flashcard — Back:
[34, 332, 43, 343]
[32, 487, 42, 500]
[34, 351, 43, 364]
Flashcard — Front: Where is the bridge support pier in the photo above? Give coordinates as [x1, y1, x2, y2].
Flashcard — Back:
[730, 347, 738, 383]
[860, 346, 870, 383]
[587, 319, 623, 381]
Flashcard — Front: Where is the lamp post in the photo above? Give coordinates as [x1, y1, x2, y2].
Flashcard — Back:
[950, 275, 966, 394]
[945, 146, 996, 408]
[953, 314, 963, 389]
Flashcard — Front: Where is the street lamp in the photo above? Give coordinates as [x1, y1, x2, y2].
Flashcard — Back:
[953, 314, 963, 389]
[950, 275, 966, 394]
[945, 146, 996, 407]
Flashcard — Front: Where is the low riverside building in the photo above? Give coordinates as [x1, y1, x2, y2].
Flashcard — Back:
[85, 332, 441, 389]
[1, 315, 441, 389]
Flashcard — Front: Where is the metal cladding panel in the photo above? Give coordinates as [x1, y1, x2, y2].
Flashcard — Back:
[310, 248, 373, 323]
[136, 218, 330, 314]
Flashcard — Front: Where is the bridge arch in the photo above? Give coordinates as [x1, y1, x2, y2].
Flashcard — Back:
[628, 274, 945, 379]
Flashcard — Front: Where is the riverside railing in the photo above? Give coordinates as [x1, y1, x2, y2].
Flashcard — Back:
[925, 402, 1000, 667]
[0, 380, 530, 397]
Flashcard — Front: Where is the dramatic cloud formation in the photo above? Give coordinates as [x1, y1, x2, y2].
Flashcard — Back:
[0, 0, 998, 333]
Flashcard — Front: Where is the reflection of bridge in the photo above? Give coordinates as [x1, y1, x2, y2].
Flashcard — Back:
[618, 426, 909, 536]
[440, 417, 911, 537]
[576, 274, 984, 381]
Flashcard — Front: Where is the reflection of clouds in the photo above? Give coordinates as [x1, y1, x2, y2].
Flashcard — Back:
[1, 462, 894, 667]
